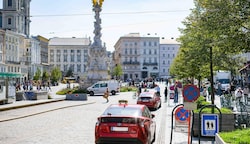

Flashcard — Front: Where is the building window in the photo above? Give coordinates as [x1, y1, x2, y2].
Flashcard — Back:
[77, 64, 81, 72]
[71, 55, 74, 62]
[130, 48, 132, 54]
[173, 54, 175, 57]
[149, 49, 151, 55]
[149, 42, 152, 46]
[64, 65, 67, 71]
[125, 48, 127, 54]
[154, 42, 157, 46]
[163, 54, 165, 57]
[143, 42, 146, 46]
[77, 55, 81, 62]
[144, 49, 146, 54]
[8, 18, 11, 25]
[8, 0, 12, 7]
[63, 54, 67, 62]
[163, 60, 165, 64]
[154, 49, 157, 54]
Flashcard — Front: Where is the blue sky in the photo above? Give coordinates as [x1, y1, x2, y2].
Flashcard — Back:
[8, 0, 195, 51]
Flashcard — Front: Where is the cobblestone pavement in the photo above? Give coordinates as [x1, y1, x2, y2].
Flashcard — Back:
[0, 82, 222, 144]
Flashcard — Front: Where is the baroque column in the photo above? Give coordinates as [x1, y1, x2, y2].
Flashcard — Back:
[86, 0, 109, 84]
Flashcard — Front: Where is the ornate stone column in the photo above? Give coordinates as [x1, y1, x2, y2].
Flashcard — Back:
[85, 0, 109, 84]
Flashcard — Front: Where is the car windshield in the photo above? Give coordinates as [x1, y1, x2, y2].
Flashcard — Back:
[103, 106, 141, 117]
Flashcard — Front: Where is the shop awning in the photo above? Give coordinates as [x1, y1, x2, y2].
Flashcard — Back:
[0, 72, 22, 78]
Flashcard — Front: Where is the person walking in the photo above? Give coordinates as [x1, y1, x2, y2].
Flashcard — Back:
[174, 82, 179, 104]
[103, 88, 109, 103]
[164, 86, 168, 102]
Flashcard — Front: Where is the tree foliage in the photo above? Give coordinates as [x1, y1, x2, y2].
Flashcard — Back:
[112, 64, 123, 80]
[170, 0, 249, 80]
[33, 68, 41, 81]
[51, 67, 62, 83]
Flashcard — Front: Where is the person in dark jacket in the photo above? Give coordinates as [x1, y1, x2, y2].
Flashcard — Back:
[164, 86, 168, 102]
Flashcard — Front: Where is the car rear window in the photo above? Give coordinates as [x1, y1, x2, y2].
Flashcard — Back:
[139, 97, 152, 101]
[139, 92, 154, 97]
[103, 107, 141, 117]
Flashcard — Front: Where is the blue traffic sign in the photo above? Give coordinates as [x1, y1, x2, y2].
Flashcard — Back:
[201, 114, 219, 137]
[175, 106, 190, 122]
[182, 84, 200, 102]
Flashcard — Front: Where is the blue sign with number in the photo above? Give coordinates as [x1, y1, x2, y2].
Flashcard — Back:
[183, 85, 200, 102]
[201, 114, 219, 137]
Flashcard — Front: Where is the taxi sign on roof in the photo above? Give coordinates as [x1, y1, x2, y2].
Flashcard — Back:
[118, 100, 128, 104]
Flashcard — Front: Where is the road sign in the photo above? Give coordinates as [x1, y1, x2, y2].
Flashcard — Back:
[201, 114, 219, 137]
[182, 84, 200, 102]
[175, 106, 190, 122]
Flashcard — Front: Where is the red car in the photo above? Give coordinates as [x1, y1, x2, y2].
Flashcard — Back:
[95, 100, 156, 144]
[137, 91, 161, 110]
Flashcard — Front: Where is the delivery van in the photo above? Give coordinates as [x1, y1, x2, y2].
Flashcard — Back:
[87, 80, 120, 96]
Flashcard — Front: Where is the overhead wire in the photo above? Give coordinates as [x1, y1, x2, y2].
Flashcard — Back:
[30, 10, 190, 17]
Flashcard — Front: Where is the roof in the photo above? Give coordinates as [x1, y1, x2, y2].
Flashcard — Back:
[49, 37, 91, 46]
[160, 38, 180, 44]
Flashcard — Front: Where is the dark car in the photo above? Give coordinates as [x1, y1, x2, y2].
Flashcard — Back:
[95, 100, 156, 144]
[137, 90, 161, 110]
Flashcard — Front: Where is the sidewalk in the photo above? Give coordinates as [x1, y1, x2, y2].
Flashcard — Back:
[0, 83, 96, 122]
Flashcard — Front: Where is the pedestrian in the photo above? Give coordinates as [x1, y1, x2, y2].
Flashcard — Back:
[48, 81, 52, 91]
[155, 84, 160, 96]
[103, 88, 109, 103]
[164, 86, 168, 102]
[137, 85, 142, 96]
[217, 82, 222, 96]
[174, 82, 178, 103]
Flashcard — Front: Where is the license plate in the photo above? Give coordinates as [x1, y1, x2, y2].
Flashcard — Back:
[111, 127, 128, 132]
[142, 100, 149, 102]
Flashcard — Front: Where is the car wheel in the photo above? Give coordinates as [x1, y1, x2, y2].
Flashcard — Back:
[111, 91, 116, 95]
[89, 91, 94, 96]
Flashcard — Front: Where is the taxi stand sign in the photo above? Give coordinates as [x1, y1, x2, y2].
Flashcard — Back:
[201, 114, 219, 137]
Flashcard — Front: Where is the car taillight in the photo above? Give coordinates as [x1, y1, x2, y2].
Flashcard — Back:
[100, 124, 110, 133]
[129, 126, 138, 134]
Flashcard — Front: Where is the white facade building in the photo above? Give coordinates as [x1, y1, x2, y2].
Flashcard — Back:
[48, 37, 91, 79]
[114, 33, 160, 81]
[159, 38, 180, 78]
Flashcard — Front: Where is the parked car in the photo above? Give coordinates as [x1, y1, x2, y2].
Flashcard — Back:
[95, 100, 156, 144]
[137, 90, 162, 110]
[87, 80, 120, 96]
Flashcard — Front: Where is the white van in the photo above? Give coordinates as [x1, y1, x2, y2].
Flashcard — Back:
[87, 80, 120, 96]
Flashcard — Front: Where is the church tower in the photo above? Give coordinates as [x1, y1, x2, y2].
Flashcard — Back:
[1, 0, 31, 36]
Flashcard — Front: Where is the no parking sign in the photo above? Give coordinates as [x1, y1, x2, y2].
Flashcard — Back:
[175, 106, 190, 122]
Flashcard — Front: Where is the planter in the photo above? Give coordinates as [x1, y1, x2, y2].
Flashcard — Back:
[66, 93, 88, 101]
[215, 133, 227, 144]
[192, 113, 235, 137]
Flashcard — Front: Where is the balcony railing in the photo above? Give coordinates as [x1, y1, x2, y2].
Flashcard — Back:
[143, 62, 158, 66]
[123, 61, 140, 65]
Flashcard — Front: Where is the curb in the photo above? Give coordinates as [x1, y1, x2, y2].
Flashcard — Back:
[0, 99, 65, 111]
[0, 100, 96, 122]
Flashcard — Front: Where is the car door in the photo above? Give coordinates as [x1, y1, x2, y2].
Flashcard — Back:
[143, 107, 155, 142]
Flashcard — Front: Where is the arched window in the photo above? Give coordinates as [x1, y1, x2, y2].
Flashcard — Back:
[142, 67, 147, 70]
[153, 67, 158, 70]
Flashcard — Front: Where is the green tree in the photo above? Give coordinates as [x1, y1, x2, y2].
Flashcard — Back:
[42, 71, 50, 82]
[170, 0, 248, 80]
[33, 68, 41, 81]
[50, 67, 62, 83]
[112, 64, 123, 80]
